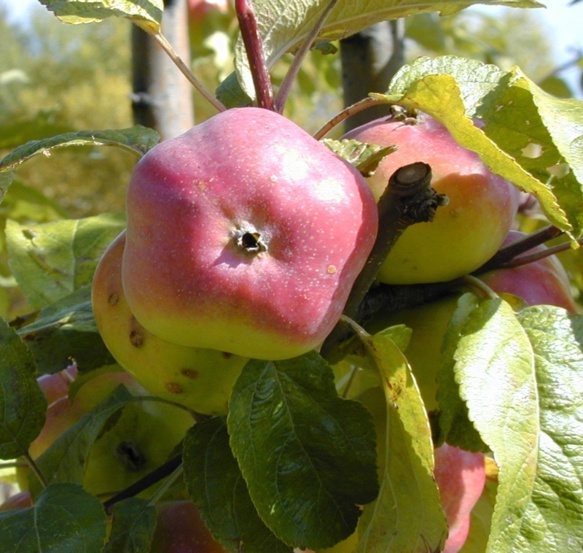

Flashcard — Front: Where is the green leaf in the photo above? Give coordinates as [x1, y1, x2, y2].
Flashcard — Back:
[37, 0, 164, 32]
[217, 0, 543, 105]
[322, 138, 397, 176]
[0, 319, 46, 460]
[499, 306, 583, 552]
[0, 126, 159, 174]
[103, 498, 157, 553]
[380, 56, 583, 237]
[445, 296, 540, 552]
[355, 335, 447, 552]
[30, 385, 133, 496]
[0, 483, 107, 552]
[183, 418, 292, 553]
[16, 286, 115, 374]
[6, 214, 125, 308]
[227, 352, 378, 550]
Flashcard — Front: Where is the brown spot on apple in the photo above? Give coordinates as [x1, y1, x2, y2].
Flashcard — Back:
[180, 368, 199, 380]
[108, 293, 119, 306]
[166, 382, 183, 394]
[327, 265, 337, 274]
[129, 329, 144, 348]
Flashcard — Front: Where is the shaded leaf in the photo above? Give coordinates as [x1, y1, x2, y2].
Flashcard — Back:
[227, 352, 378, 549]
[183, 418, 292, 553]
[6, 214, 125, 309]
[103, 498, 157, 553]
[0, 319, 46, 459]
[30, 385, 133, 496]
[16, 285, 115, 374]
[0, 483, 107, 552]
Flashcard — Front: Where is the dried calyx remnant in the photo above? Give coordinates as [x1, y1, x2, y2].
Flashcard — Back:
[233, 226, 268, 253]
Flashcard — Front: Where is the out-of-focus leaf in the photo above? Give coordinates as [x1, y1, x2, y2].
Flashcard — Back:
[0, 483, 107, 552]
[183, 418, 292, 553]
[0, 319, 46, 459]
[0, 126, 159, 174]
[227, 352, 378, 550]
[103, 498, 157, 553]
[355, 334, 446, 553]
[16, 285, 115, 374]
[6, 214, 125, 308]
[217, 0, 543, 105]
[38, 0, 163, 32]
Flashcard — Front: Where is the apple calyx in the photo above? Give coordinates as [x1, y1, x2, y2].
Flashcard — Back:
[233, 225, 267, 254]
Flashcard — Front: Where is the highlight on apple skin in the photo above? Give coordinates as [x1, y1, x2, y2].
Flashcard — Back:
[92, 231, 248, 416]
[343, 111, 521, 284]
[122, 107, 379, 360]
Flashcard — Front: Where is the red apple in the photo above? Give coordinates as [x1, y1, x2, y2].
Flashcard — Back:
[150, 500, 227, 553]
[188, 0, 229, 22]
[122, 107, 378, 360]
[434, 444, 486, 553]
[343, 111, 520, 284]
[480, 230, 579, 313]
[0, 491, 33, 512]
[92, 231, 248, 416]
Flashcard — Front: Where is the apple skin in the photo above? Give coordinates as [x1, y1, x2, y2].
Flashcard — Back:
[150, 500, 227, 553]
[92, 231, 248, 416]
[0, 491, 33, 512]
[434, 444, 486, 553]
[20, 369, 194, 499]
[343, 112, 520, 284]
[122, 107, 378, 360]
[188, 0, 229, 22]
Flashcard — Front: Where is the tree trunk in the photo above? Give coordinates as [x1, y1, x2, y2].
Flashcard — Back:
[340, 20, 405, 132]
[131, 0, 194, 140]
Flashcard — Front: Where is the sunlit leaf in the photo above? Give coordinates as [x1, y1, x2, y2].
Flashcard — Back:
[6, 214, 125, 309]
[0, 320, 46, 460]
[37, 0, 164, 32]
[183, 418, 292, 553]
[217, 0, 543, 105]
[355, 334, 447, 552]
[227, 352, 378, 549]
[0, 483, 107, 552]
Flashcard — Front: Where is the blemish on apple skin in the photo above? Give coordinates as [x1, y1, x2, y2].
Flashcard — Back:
[166, 382, 183, 394]
[129, 329, 144, 348]
[327, 265, 337, 275]
[180, 368, 199, 380]
[222, 352, 233, 359]
[108, 293, 119, 306]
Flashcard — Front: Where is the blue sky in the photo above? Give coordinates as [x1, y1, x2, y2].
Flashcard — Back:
[1, 0, 582, 96]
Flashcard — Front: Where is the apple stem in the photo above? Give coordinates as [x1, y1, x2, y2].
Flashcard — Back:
[235, 0, 275, 110]
[313, 97, 385, 140]
[103, 455, 182, 514]
[274, 0, 339, 114]
[321, 162, 448, 359]
[148, 30, 227, 113]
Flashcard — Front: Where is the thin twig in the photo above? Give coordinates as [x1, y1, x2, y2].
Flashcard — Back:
[313, 97, 385, 140]
[149, 31, 227, 113]
[274, 0, 339, 113]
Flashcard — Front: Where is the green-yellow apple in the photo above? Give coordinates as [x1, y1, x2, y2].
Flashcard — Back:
[122, 107, 378, 360]
[20, 369, 194, 499]
[434, 443, 486, 553]
[343, 111, 520, 284]
[92, 231, 248, 416]
[150, 500, 227, 553]
[367, 230, 577, 411]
